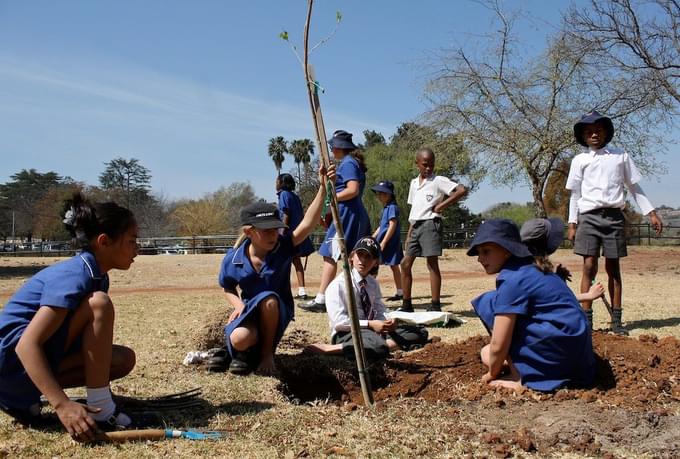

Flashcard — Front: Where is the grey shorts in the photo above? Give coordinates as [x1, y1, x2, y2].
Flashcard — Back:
[406, 218, 443, 257]
[574, 208, 627, 258]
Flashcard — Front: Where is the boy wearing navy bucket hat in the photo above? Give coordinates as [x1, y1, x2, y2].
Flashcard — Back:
[566, 111, 663, 334]
[467, 219, 594, 392]
[370, 180, 404, 302]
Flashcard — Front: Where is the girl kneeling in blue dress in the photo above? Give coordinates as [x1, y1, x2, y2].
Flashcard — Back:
[467, 219, 595, 392]
[218, 165, 334, 376]
[0, 193, 142, 440]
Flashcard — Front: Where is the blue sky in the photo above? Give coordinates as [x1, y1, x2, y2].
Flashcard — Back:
[0, 1, 677, 212]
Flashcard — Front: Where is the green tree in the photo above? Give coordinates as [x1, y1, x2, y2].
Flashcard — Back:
[268, 136, 288, 176]
[482, 202, 537, 225]
[0, 169, 67, 241]
[288, 138, 315, 184]
[362, 130, 386, 149]
[99, 157, 152, 208]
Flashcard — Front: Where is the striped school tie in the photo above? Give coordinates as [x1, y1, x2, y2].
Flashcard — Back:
[359, 279, 375, 320]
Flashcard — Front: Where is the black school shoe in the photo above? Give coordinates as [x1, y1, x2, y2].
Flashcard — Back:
[426, 302, 442, 312]
[206, 347, 231, 373]
[229, 350, 254, 376]
[298, 299, 326, 313]
[397, 299, 414, 313]
[385, 294, 404, 302]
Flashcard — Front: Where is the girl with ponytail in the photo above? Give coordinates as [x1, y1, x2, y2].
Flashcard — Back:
[0, 192, 146, 440]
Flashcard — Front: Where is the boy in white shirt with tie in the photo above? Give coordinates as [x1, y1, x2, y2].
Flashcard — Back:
[304, 237, 428, 360]
[566, 111, 663, 334]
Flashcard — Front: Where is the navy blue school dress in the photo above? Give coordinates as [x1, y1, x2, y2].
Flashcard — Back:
[218, 234, 295, 357]
[318, 155, 370, 259]
[376, 202, 403, 266]
[0, 252, 108, 412]
[277, 190, 314, 257]
[471, 259, 595, 392]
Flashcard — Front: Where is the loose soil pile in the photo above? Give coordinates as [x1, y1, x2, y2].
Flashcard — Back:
[277, 332, 680, 457]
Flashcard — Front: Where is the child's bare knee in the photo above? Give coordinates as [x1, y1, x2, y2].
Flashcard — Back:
[111, 345, 136, 378]
[261, 296, 279, 310]
[85, 291, 114, 317]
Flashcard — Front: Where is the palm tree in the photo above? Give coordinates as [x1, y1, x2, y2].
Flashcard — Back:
[289, 138, 315, 183]
[267, 136, 288, 175]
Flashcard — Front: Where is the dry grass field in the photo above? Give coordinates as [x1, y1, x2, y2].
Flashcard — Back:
[0, 247, 679, 458]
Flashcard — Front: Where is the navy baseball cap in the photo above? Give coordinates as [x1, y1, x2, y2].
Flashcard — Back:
[520, 217, 564, 255]
[574, 111, 614, 147]
[240, 202, 287, 230]
[328, 130, 358, 150]
[370, 180, 395, 196]
[467, 219, 532, 258]
[353, 236, 381, 260]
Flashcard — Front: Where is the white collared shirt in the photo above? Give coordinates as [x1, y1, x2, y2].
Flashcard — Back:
[325, 268, 387, 339]
[565, 146, 655, 223]
[407, 175, 458, 224]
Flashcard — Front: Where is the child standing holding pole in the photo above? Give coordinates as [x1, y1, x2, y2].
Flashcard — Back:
[371, 180, 404, 302]
[566, 111, 663, 334]
[399, 147, 467, 312]
[218, 165, 333, 376]
[299, 130, 370, 313]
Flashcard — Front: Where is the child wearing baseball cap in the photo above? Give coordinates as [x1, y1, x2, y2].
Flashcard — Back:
[216, 164, 334, 376]
[305, 237, 428, 360]
[467, 219, 594, 392]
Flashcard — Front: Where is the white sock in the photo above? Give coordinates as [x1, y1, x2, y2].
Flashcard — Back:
[299, 287, 307, 296]
[396, 289, 403, 296]
[314, 293, 325, 304]
[87, 386, 131, 426]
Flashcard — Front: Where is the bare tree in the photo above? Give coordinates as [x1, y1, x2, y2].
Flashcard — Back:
[566, 0, 680, 107]
[424, 1, 669, 216]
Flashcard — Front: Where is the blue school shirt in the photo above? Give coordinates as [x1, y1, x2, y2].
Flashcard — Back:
[0, 251, 108, 408]
[376, 202, 402, 258]
[471, 259, 594, 392]
[218, 233, 295, 316]
[277, 190, 304, 230]
[335, 155, 366, 208]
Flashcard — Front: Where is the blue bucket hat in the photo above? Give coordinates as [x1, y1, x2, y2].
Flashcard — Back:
[520, 217, 564, 256]
[466, 219, 532, 258]
[574, 111, 614, 148]
[370, 180, 395, 196]
[328, 130, 358, 150]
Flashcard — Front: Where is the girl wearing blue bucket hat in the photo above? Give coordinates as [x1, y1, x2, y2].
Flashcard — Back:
[371, 180, 404, 301]
[299, 130, 371, 313]
[467, 219, 595, 392]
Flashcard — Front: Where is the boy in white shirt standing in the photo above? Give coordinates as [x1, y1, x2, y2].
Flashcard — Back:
[566, 111, 663, 335]
[399, 148, 467, 312]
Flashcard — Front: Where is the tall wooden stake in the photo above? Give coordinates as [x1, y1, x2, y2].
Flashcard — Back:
[302, 0, 374, 407]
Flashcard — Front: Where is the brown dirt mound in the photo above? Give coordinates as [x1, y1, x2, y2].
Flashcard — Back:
[277, 332, 680, 457]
